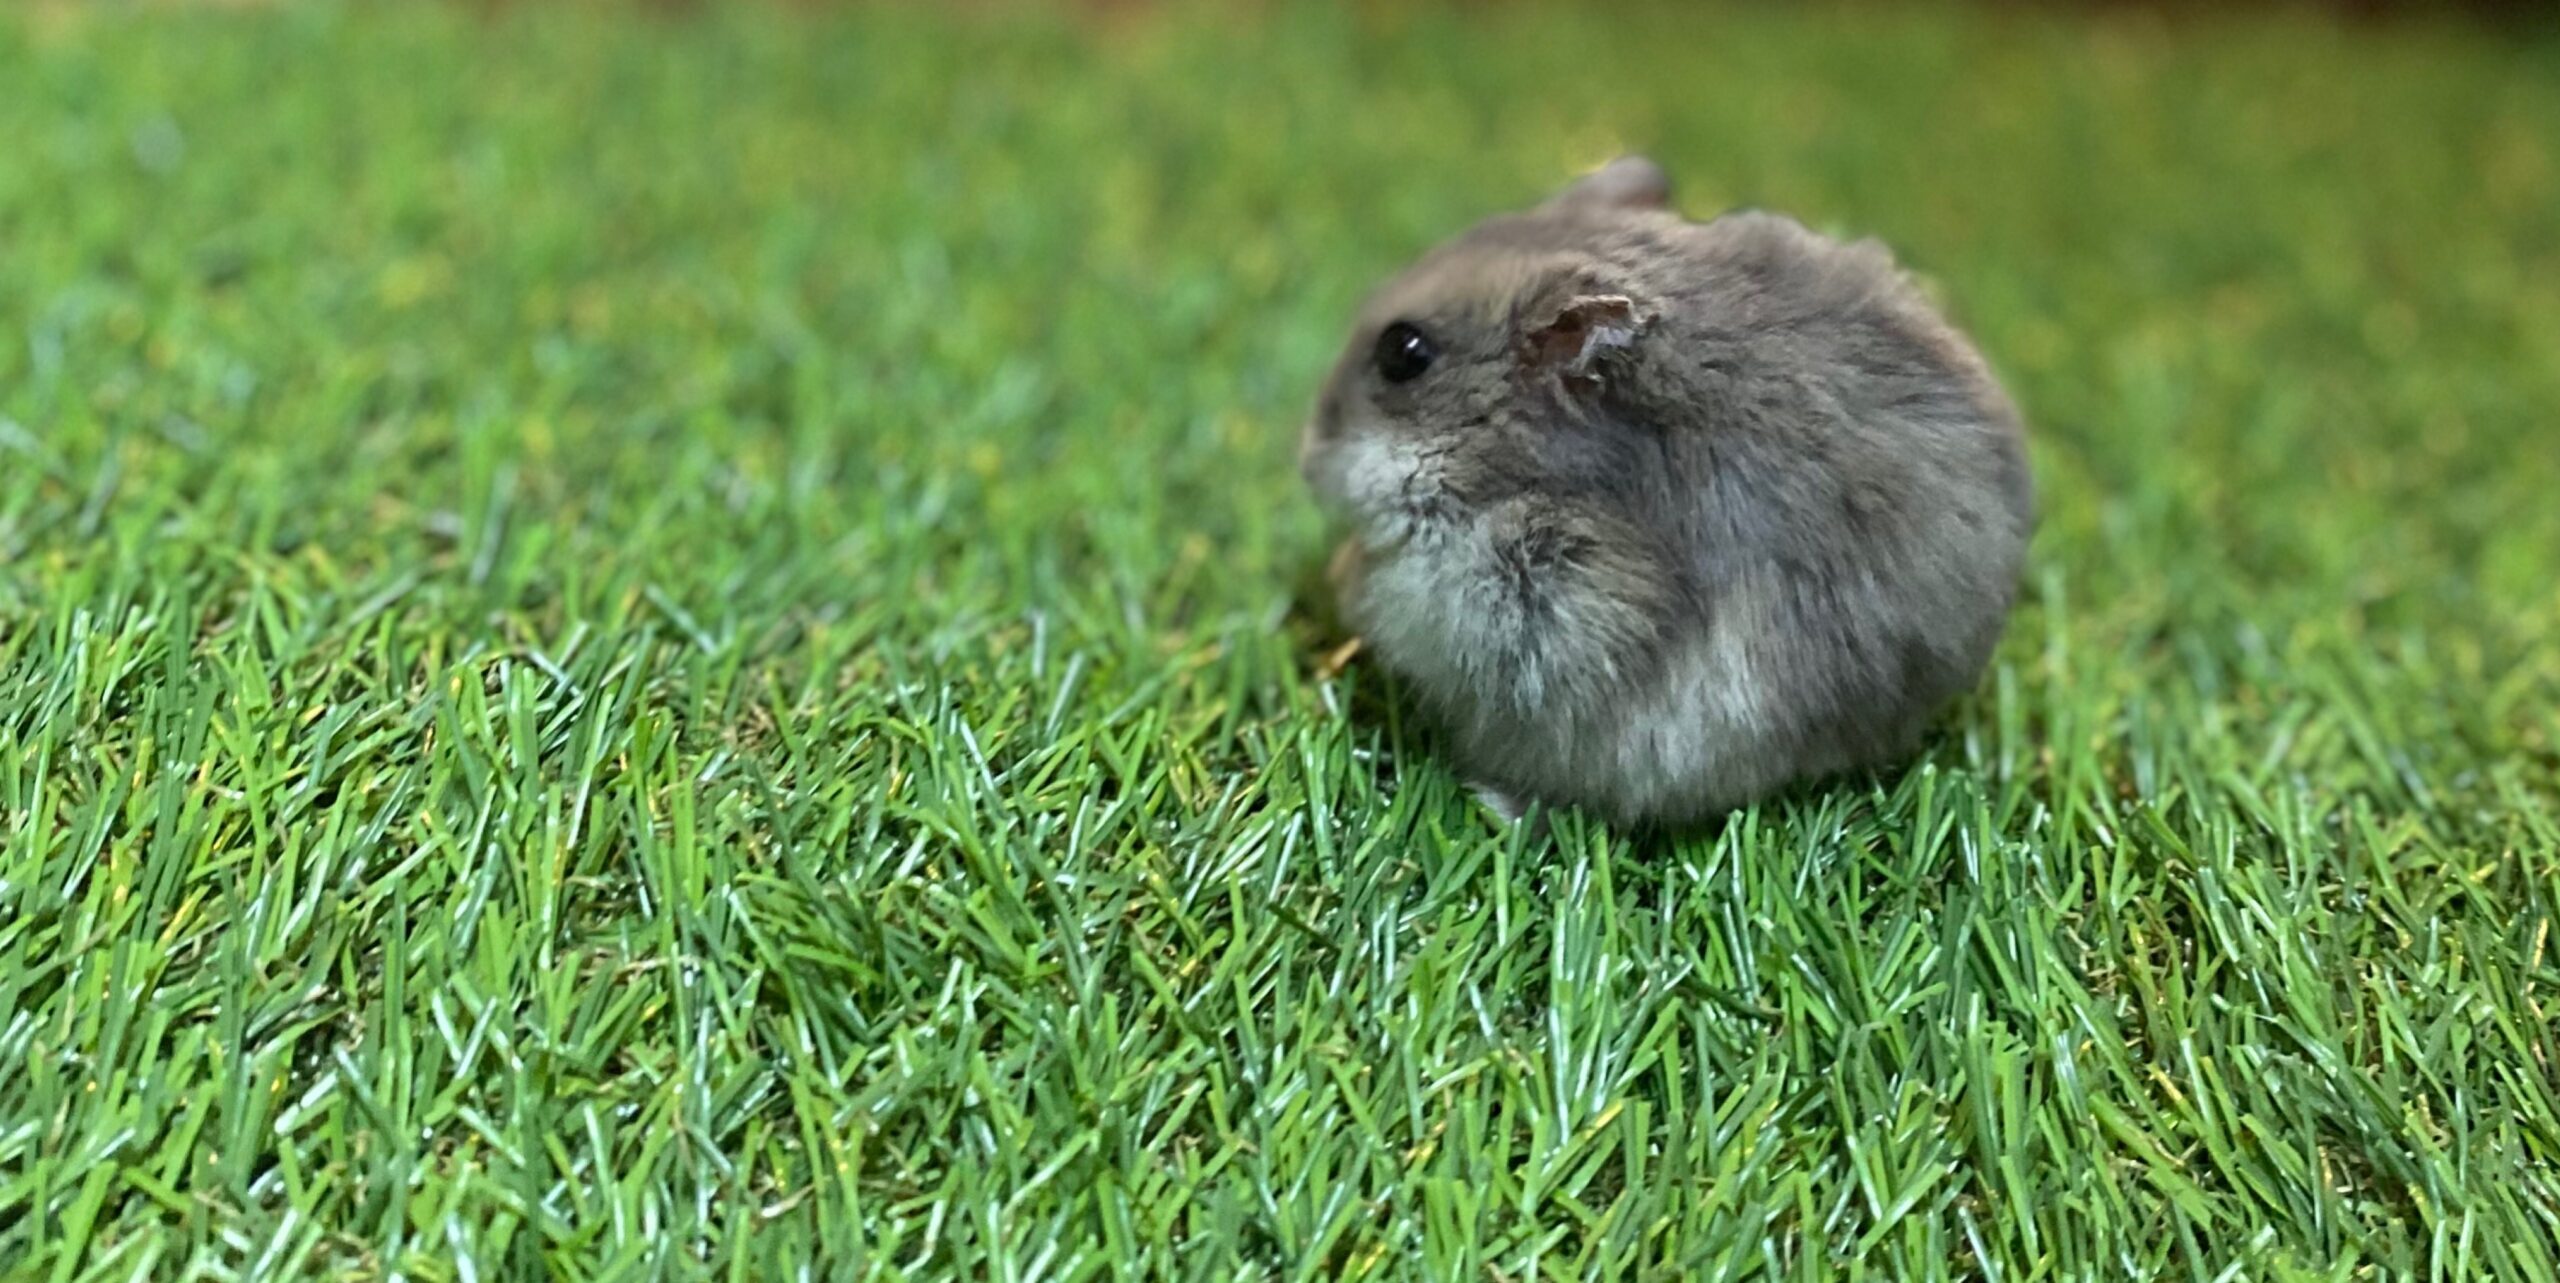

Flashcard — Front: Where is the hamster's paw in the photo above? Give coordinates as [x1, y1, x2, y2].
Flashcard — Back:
[1316, 635, 1364, 680]
[1473, 784, 1528, 823]
[1325, 536, 1369, 604]
[1471, 783, 1553, 840]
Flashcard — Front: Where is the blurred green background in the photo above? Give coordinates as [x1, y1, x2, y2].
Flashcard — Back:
[2, 2, 2556, 1280]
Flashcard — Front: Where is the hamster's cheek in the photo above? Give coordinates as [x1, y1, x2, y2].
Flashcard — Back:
[1314, 430, 1442, 544]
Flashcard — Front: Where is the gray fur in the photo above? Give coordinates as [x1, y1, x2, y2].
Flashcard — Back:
[1300, 157, 2033, 827]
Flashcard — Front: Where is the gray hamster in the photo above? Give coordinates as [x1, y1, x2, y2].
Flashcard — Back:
[1300, 156, 2032, 826]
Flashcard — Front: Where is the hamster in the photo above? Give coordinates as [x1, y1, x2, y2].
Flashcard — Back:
[1300, 156, 2032, 827]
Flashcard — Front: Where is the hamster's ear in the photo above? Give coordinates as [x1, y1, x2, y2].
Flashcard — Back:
[1517, 292, 1654, 388]
[1544, 156, 1672, 213]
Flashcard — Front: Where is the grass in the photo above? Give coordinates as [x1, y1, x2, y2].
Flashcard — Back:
[3, 0, 2559, 1278]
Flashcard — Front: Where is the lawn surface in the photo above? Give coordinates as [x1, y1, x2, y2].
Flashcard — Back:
[5, 2, 2560, 1279]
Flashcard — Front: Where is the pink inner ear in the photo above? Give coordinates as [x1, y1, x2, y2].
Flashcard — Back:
[1525, 295, 1645, 379]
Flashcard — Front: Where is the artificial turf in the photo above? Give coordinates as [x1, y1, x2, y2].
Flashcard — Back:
[3, 1, 2558, 1279]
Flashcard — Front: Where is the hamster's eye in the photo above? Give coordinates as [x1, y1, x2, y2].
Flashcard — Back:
[1373, 321, 1437, 384]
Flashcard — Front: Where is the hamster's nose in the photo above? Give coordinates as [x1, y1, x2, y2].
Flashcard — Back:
[1299, 392, 1345, 481]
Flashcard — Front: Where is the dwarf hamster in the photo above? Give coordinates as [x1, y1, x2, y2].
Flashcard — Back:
[1300, 156, 2032, 826]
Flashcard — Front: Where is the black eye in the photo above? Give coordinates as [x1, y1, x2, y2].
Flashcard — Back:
[1372, 321, 1437, 384]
